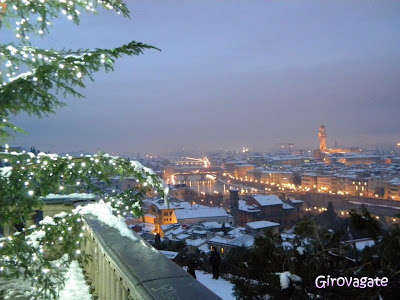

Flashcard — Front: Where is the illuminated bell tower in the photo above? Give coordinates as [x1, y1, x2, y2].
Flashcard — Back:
[318, 124, 327, 151]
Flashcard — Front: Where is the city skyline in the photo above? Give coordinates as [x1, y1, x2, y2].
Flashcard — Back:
[4, 0, 400, 156]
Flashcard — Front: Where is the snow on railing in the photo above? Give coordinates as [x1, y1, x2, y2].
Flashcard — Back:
[80, 214, 222, 300]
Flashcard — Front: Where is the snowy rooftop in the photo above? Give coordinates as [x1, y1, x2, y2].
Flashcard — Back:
[387, 178, 400, 186]
[238, 200, 261, 213]
[175, 207, 228, 220]
[170, 227, 185, 235]
[227, 227, 246, 237]
[192, 230, 208, 235]
[150, 198, 199, 210]
[175, 233, 190, 240]
[209, 233, 254, 247]
[246, 220, 280, 229]
[262, 170, 292, 174]
[128, 223, 155, 232]
[159, 250, 179, 260]
[289, 199, 305, 204]
[186, 238, 207, 247]
[160, 224, 176, 231]
[251, 194, 284, 206]
[333, 153, 380, 159]
[282, 203, 294, 210]
[302, 172, 318, 176]
[224, 160, 248, 165]
[198, 244, 211, 254]
[202, 221, 231, 229]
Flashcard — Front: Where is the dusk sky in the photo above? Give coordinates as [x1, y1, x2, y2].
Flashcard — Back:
[5, 1, 400, 156]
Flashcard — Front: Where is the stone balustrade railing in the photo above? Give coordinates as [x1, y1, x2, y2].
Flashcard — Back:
[82, 215, 222, 300]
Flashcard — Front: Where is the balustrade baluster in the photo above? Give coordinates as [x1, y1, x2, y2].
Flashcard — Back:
[115, 277, 122, 300]
[106, 261, 111, 300]
[93, 244, 99, 292]
[100, 253, 106, 300]
[121, 285, 128, 300]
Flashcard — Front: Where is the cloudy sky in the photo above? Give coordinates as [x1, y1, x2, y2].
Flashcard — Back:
[5, 0, 400, 156]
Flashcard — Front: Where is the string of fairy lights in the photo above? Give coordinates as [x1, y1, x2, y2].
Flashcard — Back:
[0, 210, 86, 298]
[0, 2, 163, 297]
[0, 0, 127, 76]
[0, 0, 126, 39]
[0, 149, 168, 298]
[0, 1, 157, 141]
[0, 146, 168, 205]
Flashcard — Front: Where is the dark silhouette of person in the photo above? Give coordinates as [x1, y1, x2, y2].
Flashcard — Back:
[187, 259, 197, 279]
[209, 247, 220, 279]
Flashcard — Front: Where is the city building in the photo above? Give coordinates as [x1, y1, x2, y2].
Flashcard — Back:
[208, 233, 255, 255]
[384, 178, 400, 200]
[147, 198, 233, 234]
[174, 207, 233, 225]
[240, 194, 303, 228]
[325, 153, 383, 165]
[314, 124, 363, 162]
[168, 183, 196, 200]
[301, 173, 317, 190]
[234, 164, 255, 179]
[245, 220, 280, 235]
[267, 155, 310, 166]
[316, 175, 337, 192]
[247, 169, 293, 186]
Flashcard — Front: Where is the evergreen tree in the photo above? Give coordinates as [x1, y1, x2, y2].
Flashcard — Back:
[0, 0, 159, 141]
[326, 202, 336, 222]
[0, 1, 166, 299]
[315, 201, 337, 228]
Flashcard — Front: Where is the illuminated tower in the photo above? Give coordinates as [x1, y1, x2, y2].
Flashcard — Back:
[318, 124, 327, 151]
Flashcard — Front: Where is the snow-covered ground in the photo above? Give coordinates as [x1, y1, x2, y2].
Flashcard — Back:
[195, 270, 236, 300]
[0, 261, 92, 300]
[58, 261, 92, 300]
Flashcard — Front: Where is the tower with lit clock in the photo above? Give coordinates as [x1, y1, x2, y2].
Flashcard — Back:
[318, 124, 327, 151]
